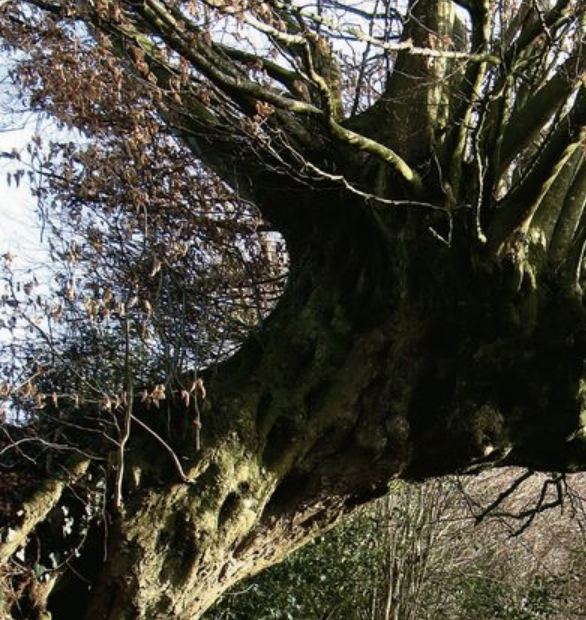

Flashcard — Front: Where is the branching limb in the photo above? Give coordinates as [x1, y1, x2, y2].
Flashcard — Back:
[499, 53, 586, 172]
[0, 455, 90, 568]
[471, 469, 535, 524]
[460, 470, 567, 536]
[498, 474, 566, 537]
[487, 89, 586, 255]
[445, 0, 490, 207]
[143, 1, 422, 186]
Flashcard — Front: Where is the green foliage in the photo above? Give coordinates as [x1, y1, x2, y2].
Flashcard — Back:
[206, 478, 586, 620]
[206, 507, 382, 620]
[445, 572, 561, 620]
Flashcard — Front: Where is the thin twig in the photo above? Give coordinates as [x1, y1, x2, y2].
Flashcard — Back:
[114, 315, 134, 510]
[130, 414, 190, 483]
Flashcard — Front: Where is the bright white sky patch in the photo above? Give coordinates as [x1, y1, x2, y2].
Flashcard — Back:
[0, 120, 48, 270]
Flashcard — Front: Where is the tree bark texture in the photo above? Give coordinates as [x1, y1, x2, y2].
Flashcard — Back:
[4, 0, 586, 618]
[38, 189, 586, 620]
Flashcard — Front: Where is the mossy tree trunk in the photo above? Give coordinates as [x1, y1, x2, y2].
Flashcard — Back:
[46, 186, 586, 620]
[4, 0, 586, 618]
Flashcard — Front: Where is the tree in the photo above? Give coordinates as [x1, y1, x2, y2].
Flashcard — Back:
[2, 0, 586, 618]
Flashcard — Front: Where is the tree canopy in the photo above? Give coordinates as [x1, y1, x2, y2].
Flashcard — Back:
[3, 0, 586, 618]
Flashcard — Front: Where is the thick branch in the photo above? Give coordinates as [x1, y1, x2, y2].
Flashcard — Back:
[328, 121, 422, 189]
[0, 455, 90, 568]
[500, 54, 586, 171]
[445, 0, 490, 206]
[530, 147, 582, 248]
[488, 88, 586, 254]
[499, 0, 572, 63]
[550, 160, 586, 267]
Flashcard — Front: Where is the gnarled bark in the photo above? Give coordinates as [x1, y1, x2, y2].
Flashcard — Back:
[4, 0, 586, 618]
[39, 191, 586, 620]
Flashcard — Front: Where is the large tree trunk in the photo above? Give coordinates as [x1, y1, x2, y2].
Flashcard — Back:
[4, 0, 586, 618]
[35, 188, 586, 620]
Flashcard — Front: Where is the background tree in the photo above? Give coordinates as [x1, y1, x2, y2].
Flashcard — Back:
[3, 0, 586, 618]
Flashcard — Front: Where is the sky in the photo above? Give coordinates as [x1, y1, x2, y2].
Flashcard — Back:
[0, 118, 48, 271]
